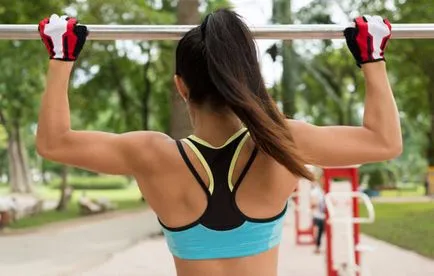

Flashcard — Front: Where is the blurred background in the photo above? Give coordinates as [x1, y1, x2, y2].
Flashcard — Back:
[0, 0, 433, 274]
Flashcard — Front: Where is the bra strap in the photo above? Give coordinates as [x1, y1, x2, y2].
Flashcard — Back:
[176, 140, 210, 194]
[233, 147, 259, 191]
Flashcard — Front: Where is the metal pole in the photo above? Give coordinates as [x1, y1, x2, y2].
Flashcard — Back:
[0, 24, 434, 40]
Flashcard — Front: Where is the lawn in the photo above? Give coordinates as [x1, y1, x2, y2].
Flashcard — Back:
[379, 185, 425, 197]
[0, 185, 146, 230]
[360, 202, 434, 259]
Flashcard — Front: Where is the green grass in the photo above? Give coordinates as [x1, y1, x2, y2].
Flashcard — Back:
[379, 185, 425, 197]
[8, 200, 145, 229]
[0, 185, 145, 230]
[0, 185, 142, 200]
[360, 202, 434, 259]
[49, 176, 129, 190]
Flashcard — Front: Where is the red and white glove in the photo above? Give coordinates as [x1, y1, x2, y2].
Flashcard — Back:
[38, 14, 88, 61]
[344, 15, 392, 67]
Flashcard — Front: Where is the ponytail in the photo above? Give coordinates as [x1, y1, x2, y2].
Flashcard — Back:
[202, 10, 313, 181]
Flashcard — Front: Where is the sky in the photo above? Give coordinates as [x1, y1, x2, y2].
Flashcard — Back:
[232, 0, 305, 87]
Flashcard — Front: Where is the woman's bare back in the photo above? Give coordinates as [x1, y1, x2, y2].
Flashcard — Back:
[133, 136, 297, 276]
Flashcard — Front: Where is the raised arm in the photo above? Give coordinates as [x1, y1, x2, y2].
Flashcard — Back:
[289, 16, 402, 167]
[36, 15, 168, 175]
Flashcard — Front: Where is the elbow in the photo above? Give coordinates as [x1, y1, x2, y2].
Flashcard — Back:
[392, 142, 403, 158]
[384, 140, 403, 160]
[36, 135, 66, 161]
[36, 140, 55, 160]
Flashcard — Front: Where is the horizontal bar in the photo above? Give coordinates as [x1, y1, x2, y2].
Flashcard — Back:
[0, 24, 434, 40]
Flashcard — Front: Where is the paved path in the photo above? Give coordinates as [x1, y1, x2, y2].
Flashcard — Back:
[0, 209, 161, 276]
[2, 207, 434, 276]
[79, 210, 434, 276]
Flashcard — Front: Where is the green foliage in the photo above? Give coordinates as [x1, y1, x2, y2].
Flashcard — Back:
[0, 125, 6, 149]
[361, 202, 434, 259]
[290, 0, 432, 182]
[65, 1, 177, 133]
[203, 0, 232, 14]
[361, 164, 391, 189]
[297, 47, 364, 126]
[0, 0, 431, 194]
[0, 0, 70, 130]
[0, 0, 74, 192]
[50, 176, 129, 190]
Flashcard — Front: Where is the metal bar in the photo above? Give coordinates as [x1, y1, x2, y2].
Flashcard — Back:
[0, 24, 434, 40]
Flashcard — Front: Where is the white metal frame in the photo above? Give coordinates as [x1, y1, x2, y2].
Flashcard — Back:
[325, 192, 375, 276]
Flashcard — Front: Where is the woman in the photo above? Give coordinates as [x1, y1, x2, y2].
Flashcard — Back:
[37, 10, 401, 276]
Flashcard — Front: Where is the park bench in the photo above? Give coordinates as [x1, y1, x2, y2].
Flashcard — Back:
[78, 196, 116, 215]
[78, 197, 104, 215]
[3, 195, 44, 220]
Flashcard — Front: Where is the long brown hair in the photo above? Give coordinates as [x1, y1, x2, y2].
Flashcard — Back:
[175, 9, 313, 181]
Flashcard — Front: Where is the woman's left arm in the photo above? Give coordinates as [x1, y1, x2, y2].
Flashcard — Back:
[36, 15, 168, 175]
[36, 60, 168, 175]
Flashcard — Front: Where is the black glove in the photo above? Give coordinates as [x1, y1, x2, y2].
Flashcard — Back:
[344, 15, 392, 67]
[38, 14, 88, 61]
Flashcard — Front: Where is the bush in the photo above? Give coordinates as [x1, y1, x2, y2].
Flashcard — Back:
[366, 169, 389, 190]
[50, 176, 129, 190]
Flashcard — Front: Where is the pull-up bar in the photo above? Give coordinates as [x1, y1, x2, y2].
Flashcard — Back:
[0, 24, 434, 40]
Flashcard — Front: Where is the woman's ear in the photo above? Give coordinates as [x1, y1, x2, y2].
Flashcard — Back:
[174, 75, 189, 102]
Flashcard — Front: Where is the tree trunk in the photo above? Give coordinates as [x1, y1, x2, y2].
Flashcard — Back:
[141, 46, 152, 130]
[169, 0, 200, 139]
[56, 165, 70, 211]
[281, 42, 297, 116]
[0, 151, 6, 179]
[8, 123, 32, 193]
[427, 80, 434, 166]
[41, 159, 48, 185]
[273, 0, 297, 117]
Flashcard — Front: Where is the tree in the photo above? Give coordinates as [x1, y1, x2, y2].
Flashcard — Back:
[0, 125, 7, 181]
[55, 166, 70, 211]
[0, 0, 72, 193]
[270, 0, 298, 116]
[268, 0, 336, 117]
[330, 0, 433, 166]
[390, 0, 434, 166]
[70, 0, 176, 133]
[169, 0, 200, 139]
[293, 0, 430, 185]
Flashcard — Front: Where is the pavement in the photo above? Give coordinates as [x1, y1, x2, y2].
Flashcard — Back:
[0, 209, 161, 276]
[1, 207, 434, 276]
[78, 214, 434, 276]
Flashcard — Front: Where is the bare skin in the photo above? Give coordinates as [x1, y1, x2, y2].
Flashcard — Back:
[36, 60, 401, 276]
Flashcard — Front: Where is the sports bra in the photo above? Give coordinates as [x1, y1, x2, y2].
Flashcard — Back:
[159, 128, 287, 260]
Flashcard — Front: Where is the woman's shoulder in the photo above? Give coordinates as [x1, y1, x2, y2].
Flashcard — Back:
[122, 131, 177, 169]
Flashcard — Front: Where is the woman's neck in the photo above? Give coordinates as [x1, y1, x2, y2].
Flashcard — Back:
[190, 107, 243, 147]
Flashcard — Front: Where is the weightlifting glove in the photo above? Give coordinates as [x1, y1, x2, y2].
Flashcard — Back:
[38, 14, 88, 61]
[344, 15, 392, 67]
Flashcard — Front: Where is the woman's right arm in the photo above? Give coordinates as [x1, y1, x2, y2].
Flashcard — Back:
[288, 61, 402, 167]
[287, 16, 402, 167]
